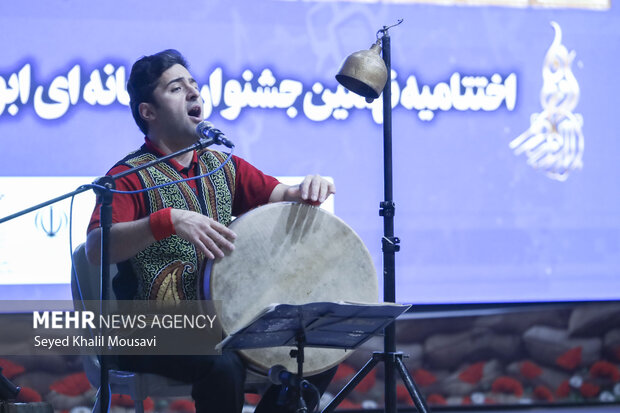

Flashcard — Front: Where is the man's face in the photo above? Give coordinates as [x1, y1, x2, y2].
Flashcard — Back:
[147, 63, 203, 144]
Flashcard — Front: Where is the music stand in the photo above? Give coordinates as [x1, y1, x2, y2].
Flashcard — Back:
[218, 301, 410, 413]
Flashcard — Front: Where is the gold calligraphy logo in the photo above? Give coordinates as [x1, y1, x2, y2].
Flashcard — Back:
[510, 21, 584, 181]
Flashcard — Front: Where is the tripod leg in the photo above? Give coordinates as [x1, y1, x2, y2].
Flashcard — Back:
[321, 354, 382, 413]
[395, 356, 431, 413]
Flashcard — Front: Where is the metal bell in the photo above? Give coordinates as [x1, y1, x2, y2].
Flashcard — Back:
[335, 40, 387, 100]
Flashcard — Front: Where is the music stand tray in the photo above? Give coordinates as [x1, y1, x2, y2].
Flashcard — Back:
[217, 301, 410, 352]
[217, 301, 410, 412]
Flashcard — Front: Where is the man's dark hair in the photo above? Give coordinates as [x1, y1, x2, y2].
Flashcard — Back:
[127, 49, 189, 135]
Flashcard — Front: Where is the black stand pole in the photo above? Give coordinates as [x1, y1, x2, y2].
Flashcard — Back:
[93, 175, 114, 413]
[293, 332, 308, 413]
[381, 29, 399, 413]
[323, 26, 430, 413]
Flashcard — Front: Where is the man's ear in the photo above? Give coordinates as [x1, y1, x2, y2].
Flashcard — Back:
[138, 102, 156, 122]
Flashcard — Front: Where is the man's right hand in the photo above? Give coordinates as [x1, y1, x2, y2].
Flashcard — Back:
[171, 209, 237, 260]
[86, 209, 236, 266]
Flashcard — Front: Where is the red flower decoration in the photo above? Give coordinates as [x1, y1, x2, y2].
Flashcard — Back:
[333, 363, 356, 381]
[519, 360, 542, 379]
[413, 369, 437, 387]
[458, 362, 484, 384]
[111, 394, 134, 407]
[579, 382, 600, 398]
[533, 385, 554, 402]
[111, 394, 154, 411]
[338, 399, 361, 410]
[244, 394, 261, 406]
[556, 347, 582, 371]
[16, 387, 42, 403]
[461, 396, 472, 405]
[491, 376, 524, 397]
[0, 358, 25, 379]
[168, 399, 196, 413]
[49, 372, 92, 396]
[356, 368, 376, 393]
[589, 360, 620, 382]
[396, 384, 414, 406]
[485, 397, 497, 405]
[426, 393, 447, 405]
[556, 380, 571, 398]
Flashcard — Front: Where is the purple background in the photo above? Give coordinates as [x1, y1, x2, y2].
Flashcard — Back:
[1, 1, 619, 304]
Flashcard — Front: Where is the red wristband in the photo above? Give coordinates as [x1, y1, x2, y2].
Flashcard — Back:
[150, 207, 175, 241]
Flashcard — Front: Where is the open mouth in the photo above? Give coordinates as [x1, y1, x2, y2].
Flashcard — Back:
[188, 105, 202, 120]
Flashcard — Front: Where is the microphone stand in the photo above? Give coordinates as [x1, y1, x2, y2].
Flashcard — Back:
[0, 136, 218, 413]
[323, 25, 430, 413]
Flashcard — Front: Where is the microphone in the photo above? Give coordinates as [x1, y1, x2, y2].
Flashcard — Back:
[269, 365, 304, 409]
[196, 120, 235, 148]
[268, 364, 299, 387]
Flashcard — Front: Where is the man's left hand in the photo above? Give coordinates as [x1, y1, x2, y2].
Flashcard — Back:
[269, 174, 336, 205]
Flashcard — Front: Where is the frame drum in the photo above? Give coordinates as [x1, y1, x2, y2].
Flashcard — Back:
[203, 202, 378, 376]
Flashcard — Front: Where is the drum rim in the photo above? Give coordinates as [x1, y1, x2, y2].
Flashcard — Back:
[203, 202, 379, 375]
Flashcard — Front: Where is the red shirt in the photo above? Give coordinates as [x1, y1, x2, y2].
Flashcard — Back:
[88, 138, 279, 232]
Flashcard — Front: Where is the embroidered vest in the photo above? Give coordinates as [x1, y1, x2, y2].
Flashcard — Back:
[117, 146, 236, 301]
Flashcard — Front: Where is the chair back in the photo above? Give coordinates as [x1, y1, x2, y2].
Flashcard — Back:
[70, 243, 111, 305]
[70, 243, 116, 387]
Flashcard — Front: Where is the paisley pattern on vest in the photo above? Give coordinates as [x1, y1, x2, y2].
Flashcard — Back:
[119, 147, 236, 301]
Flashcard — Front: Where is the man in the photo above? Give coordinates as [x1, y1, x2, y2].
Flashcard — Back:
[86, 49, 336, 413]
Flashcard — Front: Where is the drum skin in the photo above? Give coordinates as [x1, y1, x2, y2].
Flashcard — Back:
[204, 202, 379, 375]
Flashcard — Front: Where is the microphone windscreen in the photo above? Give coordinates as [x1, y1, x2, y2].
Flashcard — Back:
[195, 120, 213, 137]
[268, 364, 287, 385]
